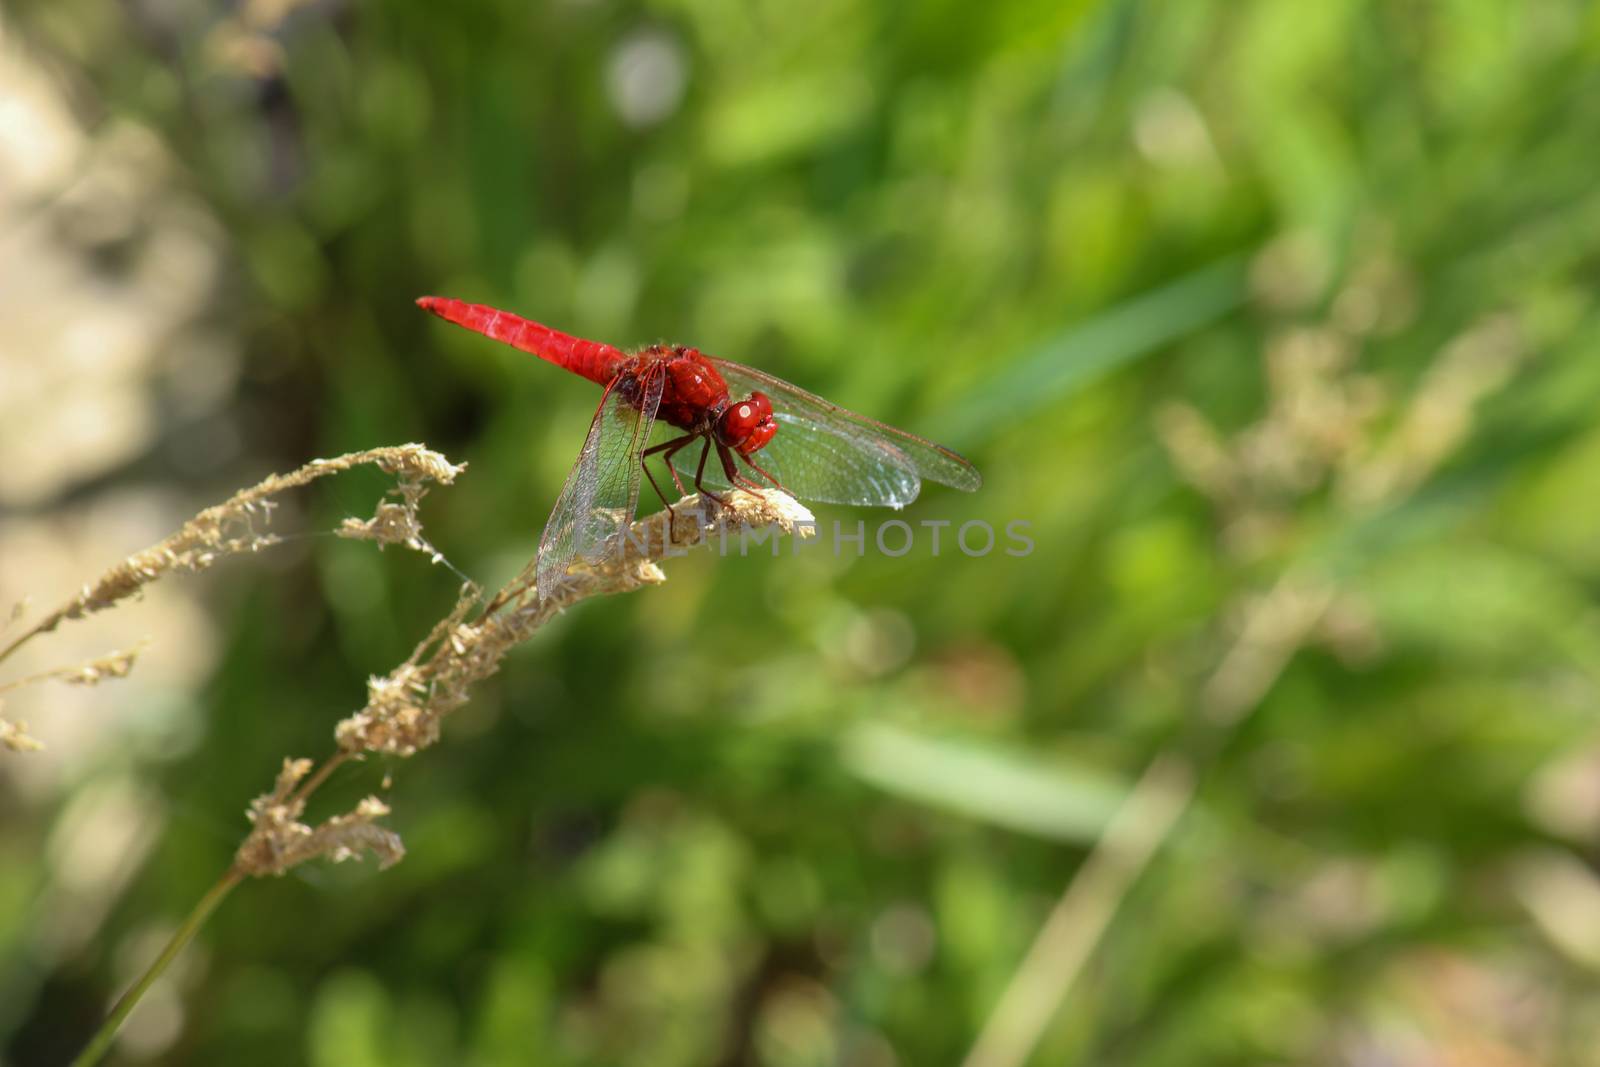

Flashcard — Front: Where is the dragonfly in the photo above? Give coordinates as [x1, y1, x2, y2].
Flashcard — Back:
[417, 297, 982, 598]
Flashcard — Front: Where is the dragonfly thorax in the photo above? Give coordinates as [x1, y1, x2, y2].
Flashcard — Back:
[635, 343, 777, 454]
[639, 345, 735, 434]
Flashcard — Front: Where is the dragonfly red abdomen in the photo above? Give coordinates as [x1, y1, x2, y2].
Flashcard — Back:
[415, 296, 625, 386]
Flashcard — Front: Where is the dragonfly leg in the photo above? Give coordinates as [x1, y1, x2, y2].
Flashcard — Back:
[641, 433, 697, 534]
[734, 451, 789, 496]
[695, 438, 731, 508]
[716, 443, 768, 494]
[642, 434, 694, 496]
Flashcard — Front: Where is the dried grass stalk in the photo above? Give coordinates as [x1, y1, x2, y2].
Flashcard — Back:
[233, 759, 404, 876]
[55, 450, 810, 1066]
[0, 644, 147, 697]
[1, 444, 463, 663]
[237, 488, 814, 875]
[0, 445, 464, 752]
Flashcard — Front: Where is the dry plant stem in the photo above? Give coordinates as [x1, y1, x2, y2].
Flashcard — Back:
[326, 490, 814, 763]
[0, 444, 463, 673]
[0, 643, 147, 696]
[74, 488, 813, 1067]
[291, 750, 353, 806]
[961, 574, 1330, 1067]
[69, 869, 244, 1067]
[0, 445, 460, 756]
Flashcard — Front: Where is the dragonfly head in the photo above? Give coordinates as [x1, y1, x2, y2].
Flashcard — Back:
[717, 391, 777, 456]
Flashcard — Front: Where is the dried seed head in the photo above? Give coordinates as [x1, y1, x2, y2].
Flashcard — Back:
[1, 445, 465, 667]
[58, 643, 146, 686]
[335, 446, 466, 564]
[239, 486, 810, 881]
[235, 759, 405, 876]
[1, 717, 43, 753]
[333, 490, 814, 767]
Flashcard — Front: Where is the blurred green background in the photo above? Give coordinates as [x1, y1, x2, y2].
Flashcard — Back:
[5, 1, 1600, 1064]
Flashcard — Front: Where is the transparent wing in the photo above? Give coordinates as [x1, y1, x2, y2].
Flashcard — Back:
[690, 358, 982, 508]
[669, 410, 922, 507]
[536, 368, 663, 600]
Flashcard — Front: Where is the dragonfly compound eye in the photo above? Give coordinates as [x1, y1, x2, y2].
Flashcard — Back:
[719, 391, 778, 454]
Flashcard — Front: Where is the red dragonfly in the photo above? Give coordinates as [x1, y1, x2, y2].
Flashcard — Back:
[417, 297, 981, 597]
